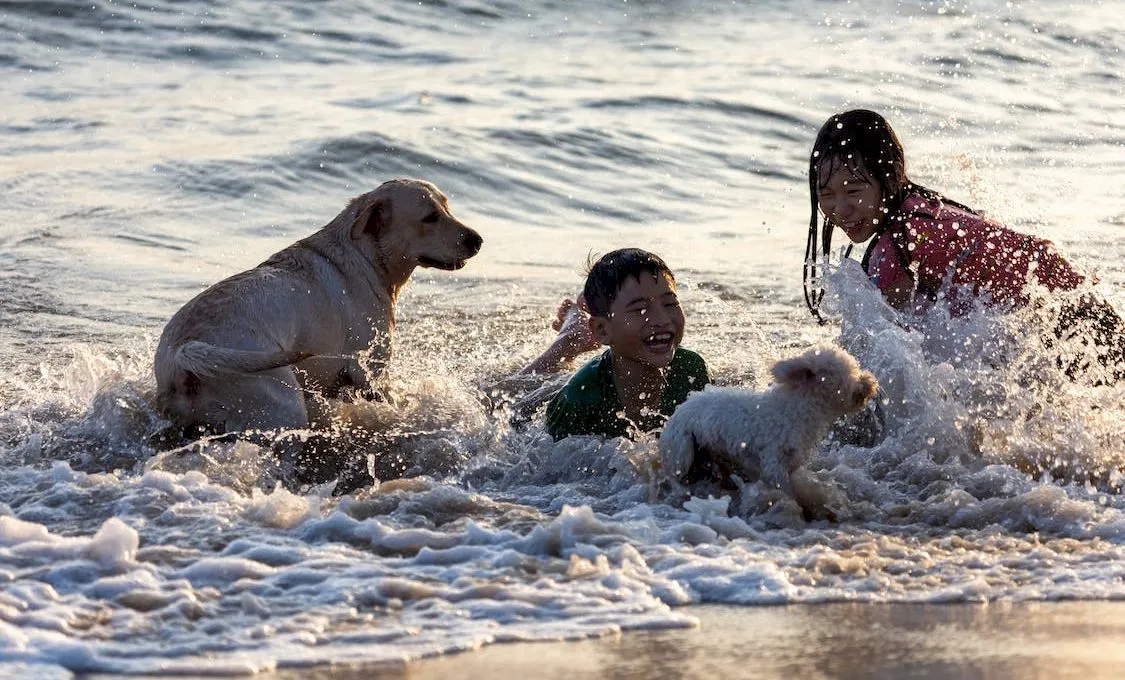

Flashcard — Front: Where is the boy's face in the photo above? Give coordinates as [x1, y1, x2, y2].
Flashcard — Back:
[590, 272, 684, 369]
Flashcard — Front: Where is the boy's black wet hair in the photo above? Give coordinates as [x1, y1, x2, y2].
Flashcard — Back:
[582, 248, 675, 318]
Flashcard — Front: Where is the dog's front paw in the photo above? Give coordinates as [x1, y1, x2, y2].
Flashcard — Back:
[657, 426, 697, 480]
[790, 468, 850, 522]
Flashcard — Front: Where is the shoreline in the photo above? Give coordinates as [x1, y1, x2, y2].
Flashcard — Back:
[253, 600, 1125, 679]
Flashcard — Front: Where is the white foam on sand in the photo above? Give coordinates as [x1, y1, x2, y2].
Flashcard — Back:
[3, 277, 1125, 675]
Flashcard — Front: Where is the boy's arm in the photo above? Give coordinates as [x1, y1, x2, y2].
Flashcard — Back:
[521, 331, 595, 375]
[519, 297, 601, 375]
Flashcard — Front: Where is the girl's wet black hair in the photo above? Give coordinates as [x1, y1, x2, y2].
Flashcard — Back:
[804, 109, 909, 322]
[803, 110, 980, 322]
[582, 248, 675, 318]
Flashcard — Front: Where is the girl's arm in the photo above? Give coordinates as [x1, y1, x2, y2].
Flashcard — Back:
[868, 229, 927, 311]
[897, 215, 965, 307]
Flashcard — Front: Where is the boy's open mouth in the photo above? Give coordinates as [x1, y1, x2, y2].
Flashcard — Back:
[644, 331, 675, 352]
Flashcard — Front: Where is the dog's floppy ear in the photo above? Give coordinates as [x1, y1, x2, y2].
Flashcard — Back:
[771, 357, 816, 388]
[351, 196, 389, 241]
[853, 372, 879, 407]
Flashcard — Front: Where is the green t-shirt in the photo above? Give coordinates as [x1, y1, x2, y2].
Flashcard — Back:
[545, 347, 710, 441]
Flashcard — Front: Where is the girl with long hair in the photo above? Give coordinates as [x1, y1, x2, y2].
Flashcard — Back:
[804, 109, 1123, 380]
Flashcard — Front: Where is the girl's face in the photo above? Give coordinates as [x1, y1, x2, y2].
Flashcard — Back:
[816, 156, 885, 243]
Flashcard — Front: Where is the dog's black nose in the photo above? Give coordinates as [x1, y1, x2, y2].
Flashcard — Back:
[464, 230, 483, 255]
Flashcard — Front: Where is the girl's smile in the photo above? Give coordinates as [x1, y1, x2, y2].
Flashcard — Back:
[817, 157, 885, 243]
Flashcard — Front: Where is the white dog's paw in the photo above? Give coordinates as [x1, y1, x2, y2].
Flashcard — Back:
[657, 423, 698, 480]
[790, 468, 851, 522]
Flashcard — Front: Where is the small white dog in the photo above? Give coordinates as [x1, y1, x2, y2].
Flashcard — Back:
[659, 344, 879, 505]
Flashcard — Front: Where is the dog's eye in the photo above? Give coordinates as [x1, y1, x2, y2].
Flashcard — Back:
[422, 212, 439, 223]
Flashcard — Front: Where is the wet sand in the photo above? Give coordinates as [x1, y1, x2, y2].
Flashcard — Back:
[262, 601, 1125, 680]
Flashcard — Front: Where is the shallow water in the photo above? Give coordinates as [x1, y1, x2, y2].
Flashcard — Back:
[367, 602, 1125, 680]
[3, 0, 1125, 675]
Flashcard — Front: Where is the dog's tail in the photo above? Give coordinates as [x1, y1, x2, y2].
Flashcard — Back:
[173, 340, 311, 378]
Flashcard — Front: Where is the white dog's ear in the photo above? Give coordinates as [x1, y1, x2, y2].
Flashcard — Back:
[351, 197, 389, 241]
[771, 358, 816, 388]
[853, 372, 880, 406]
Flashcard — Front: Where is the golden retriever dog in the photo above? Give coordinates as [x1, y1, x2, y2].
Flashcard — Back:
[153, 178, 483, 438]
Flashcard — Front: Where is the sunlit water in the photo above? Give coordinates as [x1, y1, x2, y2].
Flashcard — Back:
[3, 0, 1125, 675]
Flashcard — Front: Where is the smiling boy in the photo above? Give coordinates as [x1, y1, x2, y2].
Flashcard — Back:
[543, 248, 710, 440]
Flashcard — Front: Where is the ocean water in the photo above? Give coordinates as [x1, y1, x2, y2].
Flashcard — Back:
[3, 0, 1125, 675]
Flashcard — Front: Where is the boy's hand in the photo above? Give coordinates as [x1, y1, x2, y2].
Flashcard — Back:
[517, 294, 600, 376]
[553, 295, 600, 355]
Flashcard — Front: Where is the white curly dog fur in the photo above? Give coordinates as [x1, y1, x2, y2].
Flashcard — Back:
[659, 344, 879, 503]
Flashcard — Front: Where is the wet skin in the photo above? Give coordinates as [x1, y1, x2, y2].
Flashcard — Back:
[589, 272, 685, 421]
[817, 156, 886, 243]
